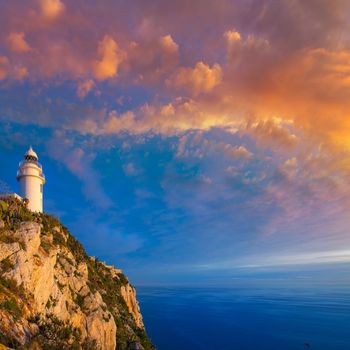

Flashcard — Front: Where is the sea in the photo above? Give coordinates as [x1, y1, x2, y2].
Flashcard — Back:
[137, 282, 350, 350]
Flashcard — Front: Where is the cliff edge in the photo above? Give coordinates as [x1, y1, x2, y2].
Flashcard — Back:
[0, 199, 154, 350]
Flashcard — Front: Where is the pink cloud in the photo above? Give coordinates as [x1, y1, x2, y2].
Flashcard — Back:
[167, 61, 223, 95]
[39, 0, 65, 20]
[7, 32, 31, 52]
[94, 35, 126, 80]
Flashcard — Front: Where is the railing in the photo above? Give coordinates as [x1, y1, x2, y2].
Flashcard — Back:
[18, 160, 43, 170]
[17, 170, 45, 180]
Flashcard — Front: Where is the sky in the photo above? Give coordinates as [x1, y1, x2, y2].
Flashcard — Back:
[0, 0, 350, 285]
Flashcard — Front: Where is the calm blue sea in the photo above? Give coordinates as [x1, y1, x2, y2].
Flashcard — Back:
[137, 283, 350, 350]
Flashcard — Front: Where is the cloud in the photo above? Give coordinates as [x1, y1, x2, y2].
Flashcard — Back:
[46, 131, 113, 209]
[93, 35, 126, 80]
[0, 56, 10, 80]
[72, 98, 242, 137]
[224, 30, 241, 44]
[123, 162, 138, 176]
[77, 79, 95, 99]
[278, 157, 298, 180]
[224, 29, 270, 60]
[197, 249, 350, 270]
[223, 144, 253, 160]
[247, 119, 298, 148]
[39, 0, 65, 20]
[7, 32, 31, 52]
[167, 61, 223, 95]
[0, 56, 28, 80]
[125, 34, 179, 83]
[0, 0, 350, 239]
[13, 66, 28, 80]
[159, 34, 178, 54]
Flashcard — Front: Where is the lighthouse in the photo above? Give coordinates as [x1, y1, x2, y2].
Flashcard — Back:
[16, 146, 45, 212]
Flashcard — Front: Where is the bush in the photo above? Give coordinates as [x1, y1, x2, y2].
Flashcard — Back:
[41, 214, 61, 235]
[0, 231, 17, 244]
[0, 198, 35, 231]
[0, 258, 14, 273]
[0, 277, 21, 295]
[0, 297, 22, 321]
[74, 294, 85, 310]
[52, 231, 66, 246]
[29, 314, 98, 350]
[67, 233, 88, 264]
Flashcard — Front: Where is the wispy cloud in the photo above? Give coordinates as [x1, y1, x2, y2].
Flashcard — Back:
[46, 131, 113, 209]
[196, 250, 350, 271]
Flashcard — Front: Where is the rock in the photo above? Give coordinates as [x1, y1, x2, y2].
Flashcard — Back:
[0, 242, 21, 262]
[0, 208, 152, 349]
[120, 284, 144, 328]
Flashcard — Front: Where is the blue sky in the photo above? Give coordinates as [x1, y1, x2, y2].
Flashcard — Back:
[1, 0, 350, 285]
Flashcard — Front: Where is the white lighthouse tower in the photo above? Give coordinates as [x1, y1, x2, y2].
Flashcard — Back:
[16, 146, 45, 212]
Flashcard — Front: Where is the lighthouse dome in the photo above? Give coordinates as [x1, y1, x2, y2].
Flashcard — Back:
[24, 146, 38, 161]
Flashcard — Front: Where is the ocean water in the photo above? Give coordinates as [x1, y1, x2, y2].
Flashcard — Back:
[137, 283, 350, 350]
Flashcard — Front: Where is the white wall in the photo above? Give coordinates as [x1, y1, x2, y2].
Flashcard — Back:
[18, 163, 44, 212]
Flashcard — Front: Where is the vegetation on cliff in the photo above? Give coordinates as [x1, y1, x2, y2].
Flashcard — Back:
[0, 198, 154, 350]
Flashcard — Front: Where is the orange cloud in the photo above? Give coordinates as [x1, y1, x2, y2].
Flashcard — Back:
[39, 0, 65, 20]
[0, 0, 348, 160]
[224, 30, 241, 43]
[7, 32, 31, 52]
[159, 34, 178, 54]
[94, 35, 126, 80]
[71, 99, 233, 136]
[246, 119, 298, 148]
[167, 61, 223, 95]
[241, 47, 350, 149]
[0, 56, 10, 80]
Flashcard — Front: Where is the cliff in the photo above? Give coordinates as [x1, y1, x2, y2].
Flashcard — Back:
[0, 199, 154, 350]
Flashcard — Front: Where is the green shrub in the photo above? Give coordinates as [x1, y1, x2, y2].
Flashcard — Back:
[74, 294, 85, 310]
[29, 314, 95, 350]
[117, 273, 129, 286]
[0, 231, 17, 244]
[0, 331, 21, 349]
[0, 198, 35, 231]
[0, 297, 22, 321]
[40, 240, 51, 253]
[66, 233, 88, 264]
[28, 313, 41, 324]
[0, 276, 22, 296]
[52, 231, 66, 246]
[41, 214, 61, 235]
[0, 258, 14, 273]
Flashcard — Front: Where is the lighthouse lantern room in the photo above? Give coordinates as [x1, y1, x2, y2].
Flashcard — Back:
[16, 146, 45, 212]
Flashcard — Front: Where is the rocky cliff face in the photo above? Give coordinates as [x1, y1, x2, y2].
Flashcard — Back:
[0, 199, 154, 350]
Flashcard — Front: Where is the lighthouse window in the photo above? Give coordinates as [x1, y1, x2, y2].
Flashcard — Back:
[40, 184, 43, 193]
